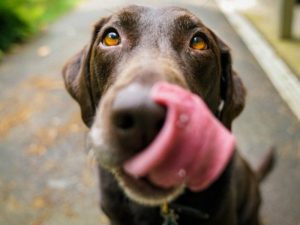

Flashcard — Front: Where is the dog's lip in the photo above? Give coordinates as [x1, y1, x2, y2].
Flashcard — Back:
[112, 167, 185, 206]
[114, 167, 177, 192]
[125, 170, 170, 190]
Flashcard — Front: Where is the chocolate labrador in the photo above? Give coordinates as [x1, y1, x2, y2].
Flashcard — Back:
[62, 5, 274, 225]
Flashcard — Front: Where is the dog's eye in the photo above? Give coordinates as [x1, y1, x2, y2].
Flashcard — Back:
[190, 35, 207, 50]
[102, 31, 121, 46]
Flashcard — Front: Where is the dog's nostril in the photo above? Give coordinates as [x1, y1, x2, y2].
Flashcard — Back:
[110, 84, 167, 154]
[156, 118, 165, 133]
[113, 112, 135, 130]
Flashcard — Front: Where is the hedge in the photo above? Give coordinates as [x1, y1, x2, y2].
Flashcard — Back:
[0, 0, 79, 55]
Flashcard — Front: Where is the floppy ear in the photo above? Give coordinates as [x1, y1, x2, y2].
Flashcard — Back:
[62, 18, 108, 127]
[218, 38, 246, 130]
[62, 47, 95, 127]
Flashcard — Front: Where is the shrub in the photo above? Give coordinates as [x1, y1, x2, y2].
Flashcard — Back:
[0, 0, 79, 53]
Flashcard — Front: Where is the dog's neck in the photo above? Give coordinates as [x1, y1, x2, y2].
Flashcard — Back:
[98, 153, 235, 225]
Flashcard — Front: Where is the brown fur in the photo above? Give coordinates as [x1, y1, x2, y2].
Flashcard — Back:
[62, 5, 273, 225]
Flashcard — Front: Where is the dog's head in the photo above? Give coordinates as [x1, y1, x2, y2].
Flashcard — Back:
[63, 5, 245, 206]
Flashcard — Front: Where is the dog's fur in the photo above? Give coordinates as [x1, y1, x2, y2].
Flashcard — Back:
[62, 6, 273, 225]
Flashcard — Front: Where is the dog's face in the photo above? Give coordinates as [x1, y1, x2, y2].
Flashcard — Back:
[63, 5, 245, 206]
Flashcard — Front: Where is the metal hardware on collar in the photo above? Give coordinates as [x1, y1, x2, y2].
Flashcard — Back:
[161, 202, 209, 225]
[170, 203, 210, 220]
[161, 202, 178, 225]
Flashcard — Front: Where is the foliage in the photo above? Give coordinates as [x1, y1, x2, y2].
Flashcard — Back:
[0, 0, 79, 53]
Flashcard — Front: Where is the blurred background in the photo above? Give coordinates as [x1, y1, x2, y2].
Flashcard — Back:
[0, 0, 299, 225]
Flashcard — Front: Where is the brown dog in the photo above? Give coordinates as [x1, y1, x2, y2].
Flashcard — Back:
[62, 5, 273, 225]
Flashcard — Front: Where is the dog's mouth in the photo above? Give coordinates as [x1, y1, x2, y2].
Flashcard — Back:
[111, 168, 185, 206]
[92, 82, 235, 206]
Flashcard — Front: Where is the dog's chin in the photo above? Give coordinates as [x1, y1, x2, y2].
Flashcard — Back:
[111, 168, 185, 206]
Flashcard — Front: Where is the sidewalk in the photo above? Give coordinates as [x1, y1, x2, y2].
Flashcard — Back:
[0, 0, 299, 225]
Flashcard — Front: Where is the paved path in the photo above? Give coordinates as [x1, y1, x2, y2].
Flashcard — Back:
[0, 0, 299, 225]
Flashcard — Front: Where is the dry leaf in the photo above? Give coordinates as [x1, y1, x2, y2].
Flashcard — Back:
[32, 196, 48, 209]
[30, 212, 50, 225]
[6, 196, 21, 211]
[99, 213, 109, 224]
[26, 144, 48, 156]
[37, 46, 51, 57]
[64, 204, 78, 218]
[81, 168, 95, 188]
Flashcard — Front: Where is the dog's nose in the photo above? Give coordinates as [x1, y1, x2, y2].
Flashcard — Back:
[111, 84, 166, 153]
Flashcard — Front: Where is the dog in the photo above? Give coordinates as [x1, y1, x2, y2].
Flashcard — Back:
[62, 5, 274, 225]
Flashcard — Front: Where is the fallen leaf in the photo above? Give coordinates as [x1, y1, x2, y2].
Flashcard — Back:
[6, 196, 21, 211]
[69, 123, 80, 133]
[24, 76, 63, 90]
[99, 213, 109, 224]
[30, 212, 50, 225]
[43, 160, 56, 171]
[26, 143, 48, 156]
[81, 168, 96, 188]
[37, 46, 51, 57]
[0, 103, 33, 137]
[32, 196, 48, 209]
[64, 203, 78, 218]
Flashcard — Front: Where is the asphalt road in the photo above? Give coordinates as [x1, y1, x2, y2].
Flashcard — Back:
[0, 0, 299, 225]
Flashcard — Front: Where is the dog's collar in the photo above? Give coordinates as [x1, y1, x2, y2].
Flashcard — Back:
[161, 202, 210, 225]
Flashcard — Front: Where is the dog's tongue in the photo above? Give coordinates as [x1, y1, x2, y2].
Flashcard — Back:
[124, 82, 235, 192]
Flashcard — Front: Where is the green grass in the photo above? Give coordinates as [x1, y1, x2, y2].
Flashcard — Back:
[0, 0, 81, 56]
[243, 9, 300, 78]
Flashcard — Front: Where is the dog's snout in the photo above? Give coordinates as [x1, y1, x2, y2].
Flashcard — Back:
[111, 84, 166, 153]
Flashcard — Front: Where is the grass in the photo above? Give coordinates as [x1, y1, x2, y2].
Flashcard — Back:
[0, 0, 81, 58]
[242, 6, 300, 78]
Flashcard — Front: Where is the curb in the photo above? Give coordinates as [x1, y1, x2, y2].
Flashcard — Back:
[216, 0, 300, 122]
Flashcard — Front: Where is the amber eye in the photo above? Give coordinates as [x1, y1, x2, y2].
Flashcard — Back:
[103, 30, 121, 46]
[190, 35, 207, 50]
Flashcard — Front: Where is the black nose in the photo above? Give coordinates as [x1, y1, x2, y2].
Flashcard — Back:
[111, 84, 166, 154]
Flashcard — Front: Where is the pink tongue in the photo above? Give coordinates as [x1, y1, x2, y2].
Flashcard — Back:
[124, 82, 235, 192]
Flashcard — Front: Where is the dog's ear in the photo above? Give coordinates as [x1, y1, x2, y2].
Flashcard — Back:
[62, 47, 94, 127]
[218, 38, 246, 130]
[62, 18, 108, 127]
